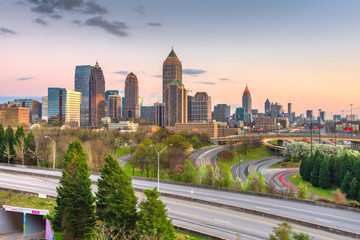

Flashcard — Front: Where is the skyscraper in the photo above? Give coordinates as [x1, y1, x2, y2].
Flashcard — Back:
[42, 96, 48, 121]
[265, 98, 270, 113]
[163, 47, 182, 103]
[75, 61, 105, 128]
[107, 94, 121, 122]
[214, 104, 231, 123]
[155, 102, 165, 128]
[288, 103, 292, 116]
[124, 72, 139, 120]
[164, 80, 188, 127]
[138, 97, 143, 117]
[242, 85, 252, 114]
[190, 92, 212, 122]
[306, 110, 313, 119]
[105, 90, 119, 117]
[235, 107, 245, 121]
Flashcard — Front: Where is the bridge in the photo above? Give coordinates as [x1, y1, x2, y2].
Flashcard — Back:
[213, 133, 360, 150]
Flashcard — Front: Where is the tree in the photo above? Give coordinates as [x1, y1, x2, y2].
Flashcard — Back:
[14, 136, 26, 165]
[25, 131, 37, 166]
[245, 171, 267, 193]
[202, 164, 214, 186]
[217, 162, 234, 188]
[165, 134, 190, 151]
[340, 171, 352, 194]
[310, 153, 323, 187]
[190, 136, 200, 149]
[181, 159, 197, 183]
[137, 188, 175, 240]
[52, 141, 95, 240]
[3, 142, 13, 164]
[14, 125, 25, 145]
[338, 153, 352, 186]
[0, 124, 5, 162]
[96, 155, 138, 231]
[269, 222, 292, 240]
[319, 159, 331, 189]
[348, 177, 359, 200]
[293, 232, 311, 240]
[4, 126, 15, 163]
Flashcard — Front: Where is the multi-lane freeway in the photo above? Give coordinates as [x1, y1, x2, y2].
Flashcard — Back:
[0, 164, 359, 239]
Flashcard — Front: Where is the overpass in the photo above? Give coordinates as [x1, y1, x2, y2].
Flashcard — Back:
[214, 133, 360, 150]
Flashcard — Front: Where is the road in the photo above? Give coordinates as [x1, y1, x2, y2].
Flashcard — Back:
[0, 171, 354, 240]
[190, 145, 227, 169]
[0, 165, 360, 239]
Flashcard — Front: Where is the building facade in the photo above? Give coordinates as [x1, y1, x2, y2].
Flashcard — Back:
[234, 107, 245, 121]
[306, 110, 313, 119]
[164, 80, 188, 127]
[0, 103, 30, 127]
[105, 90, 119, 117]
[107, 94, 122, 122]
[214, 104, 230, 123]
[189, 92, 212, 122]
[155, 103, 165, 128]
[163, 47, 182, 103]
[140, 106, 156, 122]
[13, 99, 40, 123]
[242, 85, 252, 114]
[74, 61, 105, 128]
[255, 116, 277, 131]
[265, 98, 270, 113]
[42, 96, 48, 121]
[124, 72, 139, 120]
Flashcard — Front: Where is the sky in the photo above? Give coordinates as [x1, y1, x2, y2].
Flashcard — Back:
[1, 0, 359, 118]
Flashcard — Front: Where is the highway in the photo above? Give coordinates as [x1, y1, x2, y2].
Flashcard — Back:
[0, 165, 360, 239]
[0, 171, 354, 240]
[190, 145, 227, 169]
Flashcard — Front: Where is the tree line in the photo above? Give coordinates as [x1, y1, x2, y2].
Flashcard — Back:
[51, 140, 175, 240]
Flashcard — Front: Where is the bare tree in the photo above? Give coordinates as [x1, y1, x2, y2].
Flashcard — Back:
[14, 137, 26, 165]
[3, 142, 13, 164]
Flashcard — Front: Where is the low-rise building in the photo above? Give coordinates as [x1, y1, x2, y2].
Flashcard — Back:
[175, 122, 218, 138]
[0, 103, 30, 127]
[254, 116, 277, 131]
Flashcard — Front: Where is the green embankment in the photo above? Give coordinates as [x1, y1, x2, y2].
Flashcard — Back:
[116, 146, 132, 158]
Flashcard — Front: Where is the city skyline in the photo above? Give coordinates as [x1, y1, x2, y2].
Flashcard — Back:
[1, 0, 359, 116]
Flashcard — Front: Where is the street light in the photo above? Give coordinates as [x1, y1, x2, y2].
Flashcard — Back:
[45, 136, 56, 170]
[238, 159, 242, 180]
[151, 144, 172, 191]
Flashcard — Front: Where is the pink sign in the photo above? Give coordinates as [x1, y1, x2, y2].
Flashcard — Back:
[32, 210, 40, 214]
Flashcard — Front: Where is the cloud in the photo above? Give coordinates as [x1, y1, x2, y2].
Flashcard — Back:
[134, 6, 145, 15]
[33, 17, 48, 25]
[26, 0, 107, 16]
[49, 14, 62, 19]
[220, 78, 231, 81]
[152, 75, 162, 78]
[17, 77, 33, 81]
[147, 22, 162, 27]
[72, 19, 81, 26]
[0, 27, 17, 36]
[113, 71, 129, 75]
[85, 16, 128, 37]
[183, 69, 207, 76]
[114, 79, 125, 83]
[194, 81, 216, 85]
[144, 92, 162, 105]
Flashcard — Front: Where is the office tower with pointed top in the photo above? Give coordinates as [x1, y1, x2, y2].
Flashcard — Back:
[242, 85, 252, 115]
[124, 72, 139, 119]
[75, 61, 105, 128]
[163, 47, 182, 101]
[265, 98, 270, 113]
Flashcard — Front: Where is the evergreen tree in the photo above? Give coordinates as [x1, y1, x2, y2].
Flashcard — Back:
[339, 153, 352, 186]
[96, 155, 138, 231]
[340, 171, 352, 194]
[0, 124, 5, 162]
[319, 159, 331, 189]
[137, 188, 175, 240]
[52, 141, 95, 240]
[25, 131, 36, 165]
[181, 159, 197, 183]
[4, 126, 15, 163]
[348, 177, 359, 200]
[299, 157, 306, 178]
[310, 154, 322, 187]
[303, 157, 312, 181]
[354, 160, 360, 183]
[358, 189, 360, 202]
[14, 125, 25, 144]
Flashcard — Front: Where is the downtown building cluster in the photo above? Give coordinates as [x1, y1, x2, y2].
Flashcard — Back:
[1, 48, 359, 136]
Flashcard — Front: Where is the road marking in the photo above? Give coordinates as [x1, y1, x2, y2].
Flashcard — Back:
[315, 218, 333, 223]
[214, 218, 231, 224]
[256, 206, 271, 211]
[0, 235, 8, 239]
[163, 199, 335, 240]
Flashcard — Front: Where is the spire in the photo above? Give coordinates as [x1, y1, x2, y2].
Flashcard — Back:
[167, 47, 178, 59]
[95, 60, 99, 69]
[243, 85, 250, 96]
[172, 46, 174, 51]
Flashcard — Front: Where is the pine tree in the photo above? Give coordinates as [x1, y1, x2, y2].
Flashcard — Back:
[14, 125, 25, 145]
[348, 177, 359, 200]
[25, 131, 36, 165]
[310, 154, 323, 187]
[4, 126, 15, 163]
[354, 160, 360, 183]
[339, 153, 352, 186]
[303, 157, 312, 181]
[137, 188, 175, 240]
[340, 171, 352, 195]
[96, 155, 138, 231]
[319, 159, 331, 189]
[0, 124, 5, 162]
[52, 141, 95, 239]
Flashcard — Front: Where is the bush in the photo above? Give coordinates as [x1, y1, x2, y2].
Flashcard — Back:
[217, 150, 234, 162]
[332, 189, 349, 206]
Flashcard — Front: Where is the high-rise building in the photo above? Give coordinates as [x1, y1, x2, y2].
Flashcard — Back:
[190, 92, 211, 122]
[320, 111, 326, 122]
[42, 96, 48, 121]
[251, 109, 258, 116]
[242, 85, 252, 114]
[74, 61, 105, 128]
[0, 103, 30, 127]
[214, 104, 230, 123]
[105, 90, 119, 117]
[48, 88, 81, 126]
[121, 97, 125, 118]
[13, 99, 40, 123]
[288, 103, 292, 115]
[234, 107, 245, 121]
[107, 94, 121, 122]
[164, 80, 188, 127]
[155, 103, 165, 128]
[187, 95, 193, 122]
[306, 110, 313, 119]
[163, 47, 182, 104]
[124, 72, 139, 120]
[138, 97, 143, 117]
[333, 114, 341, 121]
[265, 98, 270, 113]
[140, 106, 156, 122]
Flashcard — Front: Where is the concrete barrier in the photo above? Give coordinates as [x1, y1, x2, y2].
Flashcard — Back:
[174, 225, 225, 240]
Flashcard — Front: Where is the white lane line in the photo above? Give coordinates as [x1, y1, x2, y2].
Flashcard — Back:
[213, 218, 231, 224]
[256, 206, 271, 211]
[315, 218, 333, 223]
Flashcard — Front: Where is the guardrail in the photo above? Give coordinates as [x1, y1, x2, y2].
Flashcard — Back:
[214, 133, 360, 141]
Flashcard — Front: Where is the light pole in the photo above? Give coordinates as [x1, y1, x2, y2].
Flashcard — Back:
[238, 159, 242, 180]
[151, 144, 172, 191]
[45, 136, 56, 170]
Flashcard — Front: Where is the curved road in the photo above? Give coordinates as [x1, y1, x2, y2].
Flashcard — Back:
[0, 164, 359, 240]
[190, 145, 227, 169]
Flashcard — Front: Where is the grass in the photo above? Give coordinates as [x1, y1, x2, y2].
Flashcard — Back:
[289, 174, 337, 200]
[116, 147, 132, 158]
[221, 145, 274, 169]
[269, 159, 301, 168]
[270, 140, 278, 145]
[176, 230, 209, 240]
[0, 191, 55, 213]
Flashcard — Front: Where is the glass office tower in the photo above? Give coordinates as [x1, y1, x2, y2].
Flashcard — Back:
[75, 65, 91, 127]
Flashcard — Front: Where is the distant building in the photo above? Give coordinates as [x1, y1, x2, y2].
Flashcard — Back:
[163, 47, 182, 103]
[48, 88, 81, 126]
[107, 94, 122, 122]
[141, 106, 156, 122]
[306, 110, 313, 119]
[245, 113, 252, 123]
[189, 92, 212, 122]
[121, 97, 125, 118]
[164, 80, 188, 127]
[242, 85, 252, 114]
[175, 122, 218, 138]
[251, 109, 258, 116]
[155, 103, 165, 128]
[214, 104, 230, 123]
[234, 107, 244, 121]
[105, 90, 119, 117]
[13, 99, 40, 123]
[255, 116, 277, 131]
[333, 114, 341, 121]
[74, 61, 105, 128]
[124, 72, 139, 119]
[320, 111, 326, 122]
[138, 97, 143, 117]
[42, 96, 48, 121]
[187, 95, 193, 122]
[265, 98, 270, 113]
[0, 103, 30, 127]
[288, 103, 292, 116]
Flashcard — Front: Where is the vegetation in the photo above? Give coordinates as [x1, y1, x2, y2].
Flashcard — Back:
[0, 191, 55, 212]
[270, 222, 310, 240]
